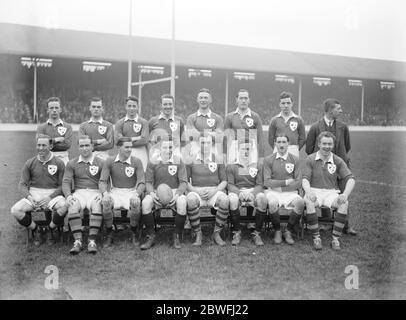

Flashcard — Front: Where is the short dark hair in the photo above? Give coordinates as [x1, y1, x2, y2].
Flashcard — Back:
[90, 96, 102, 103]
[161, 94, 174, 104]
[78, 135, 92, 143]
[126, 95, 139, 103]
[323, 98, 340, 113]
[36, 134, 52, 145]
[236, 89, 249, 98]
[279, 92, 293, 102]
[117, 136, 132, 146]
[198, 88, 211, 95]
[274, 133, 290, 143]
[47, 97, 61, 107]
[317, 131, 336, 144]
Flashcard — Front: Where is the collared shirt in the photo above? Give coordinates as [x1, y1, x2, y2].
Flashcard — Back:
[78, 154, 95, 165]
[18, 154, 65, 199]
[149, 114, 184, 147]
[263, 152, 301, 191]
[37, 120, 73, 152]
[62, 155, 105, 196]
[226, 162, 263, 192]
[145, 158, 187, 193]
[158, 113, 175, 121]
[46, 119, 64, 126]
[114, 154, 132, 165]
[268, 112, 306, 149]
[124, 115, 139, 122]
[186, 152, 226, 187]
[303, 152, 353, 190]
[79, 119, 114, 151]
[235, 108, 252, 119]
[197, 109, 212, 117]
[99, 155, 145, 192]
[324, 116, 335, 127]
[88, 118, 104, 124]
[275, 152, 289, 161]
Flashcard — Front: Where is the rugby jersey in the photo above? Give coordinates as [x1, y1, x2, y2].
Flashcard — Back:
[79, 118, 114, 151]
[145, 155, 187, 195]
[263, 152, 301, 192]
[224, 108, 264, 158]
[303, 152, 354, 190]
[268, 113, 306, 150]
[186, 153, 226, 187]
[226, 162, 263, 195]
[36, 120, 73, 152]
[115, 115, 149, 148]
[18, 153, 65, 199]
[148, 114, 185, 146]
[99, 155, 145, 194]
[62, 154, 105, 196]
[186, 110, 223, 136]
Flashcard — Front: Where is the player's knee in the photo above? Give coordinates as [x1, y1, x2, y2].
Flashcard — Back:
[216, 193, 229, 210]
[68, 200, 81, 214]
[176, 195, 187, 216]
[255, 193, 267, 211]
[266, 196, 278, 213]
[228, 193, 239, 210]
[10, 203, 25, 221]
[54, 200, 68, 216]
[186, 193, 200, 211]
[337, 201, 348, 214]
[90, 200, 102, 213]
[142, 195, 153, 214]
[293, 197, 305, 214]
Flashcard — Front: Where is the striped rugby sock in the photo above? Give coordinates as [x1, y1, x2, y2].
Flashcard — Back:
[187, 206, 201, 233]
[89, 212, 102, 238]
[68, 212, 82, 241]
[306, 212, 319, 238]
[333, 212, 347, 238]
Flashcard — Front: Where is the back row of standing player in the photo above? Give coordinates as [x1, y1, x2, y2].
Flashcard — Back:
[11, 88, 355, 253]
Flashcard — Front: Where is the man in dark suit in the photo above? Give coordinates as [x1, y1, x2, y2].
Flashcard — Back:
[306, 98, 357, 235]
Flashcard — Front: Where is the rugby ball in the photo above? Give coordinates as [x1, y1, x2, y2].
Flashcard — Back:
[156, 183, 173, 206]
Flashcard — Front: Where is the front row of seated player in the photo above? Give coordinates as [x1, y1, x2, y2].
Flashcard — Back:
[11, 131, 355, 254]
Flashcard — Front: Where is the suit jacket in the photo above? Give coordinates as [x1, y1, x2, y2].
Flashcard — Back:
[305, 118, 351, 166]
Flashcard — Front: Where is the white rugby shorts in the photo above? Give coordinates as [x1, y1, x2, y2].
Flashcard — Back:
[72, 189, 101, 210]
[307, 188, 340, 208]
[110, 188, 139, 210]
[265, 189, 302, 209]
[22, 187, 64, 210]
[188, 186, 225, 209]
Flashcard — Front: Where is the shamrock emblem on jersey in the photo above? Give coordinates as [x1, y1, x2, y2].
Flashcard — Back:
[327, 163, 336, 174]
[285, 163, 294, 174]
[168, 165, 177, 176]
[245, 117, 254, 127]
[125, 166, 135, 177]
[57, 126, 67, 136]
[289, 121, 298, 131]
[89, 165, 99, 176]
[133, 123, 142, 133]
[98, 125, 107, 135]
[208, 162, 217, 173]
[249, 167, 258, 178]
[169, 122, 178, 132]
[47, 164, 57, 175]
[207, 118, 215, 127]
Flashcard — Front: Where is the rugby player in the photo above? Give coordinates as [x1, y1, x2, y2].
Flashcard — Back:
[185, 88, 224, 157]
[305, 98, 356, 235]
[115, 95, 149, 171]
[99, 137, 145, 247]
[227, 141, 267, 246]
[268, 92, 306, 158]
[36, 97, 73, 165]
[148, 94, 185, 161]
[185, 136, 229, 246]
[263, 134, 304, 245]
[62, 135, 105, 254]
[79, 97, 114, 160]
[302, 131, 355, 250]
[140, 139, 188, 250]
[224, 89, 264, 164]
[11, 134, 67, 246]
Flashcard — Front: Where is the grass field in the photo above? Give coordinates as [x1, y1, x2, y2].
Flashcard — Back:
[0, 131, 405, 300]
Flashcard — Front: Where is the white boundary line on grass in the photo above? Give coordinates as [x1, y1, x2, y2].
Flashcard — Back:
[357, 179, 406, 189]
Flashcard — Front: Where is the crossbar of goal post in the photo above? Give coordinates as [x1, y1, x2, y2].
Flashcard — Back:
[131, 76, 178, 116]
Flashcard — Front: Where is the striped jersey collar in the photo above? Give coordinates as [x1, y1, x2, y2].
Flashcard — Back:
[315, 151, 334, 164]
[234, 108, 252, 118]
[197, 109, 212, 117]
[124, 115, 139, 122]
[114, 154, 131, 164]
[88, 118, 103, 124]
[46, 119, 64, 126]
[78, 154, 95, 165]
[275, 152, 289, 160]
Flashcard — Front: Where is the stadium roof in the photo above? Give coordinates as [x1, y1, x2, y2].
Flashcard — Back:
[1, 22, 405, 82]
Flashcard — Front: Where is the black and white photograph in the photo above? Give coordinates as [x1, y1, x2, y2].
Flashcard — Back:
[0, 0, 405, 302]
